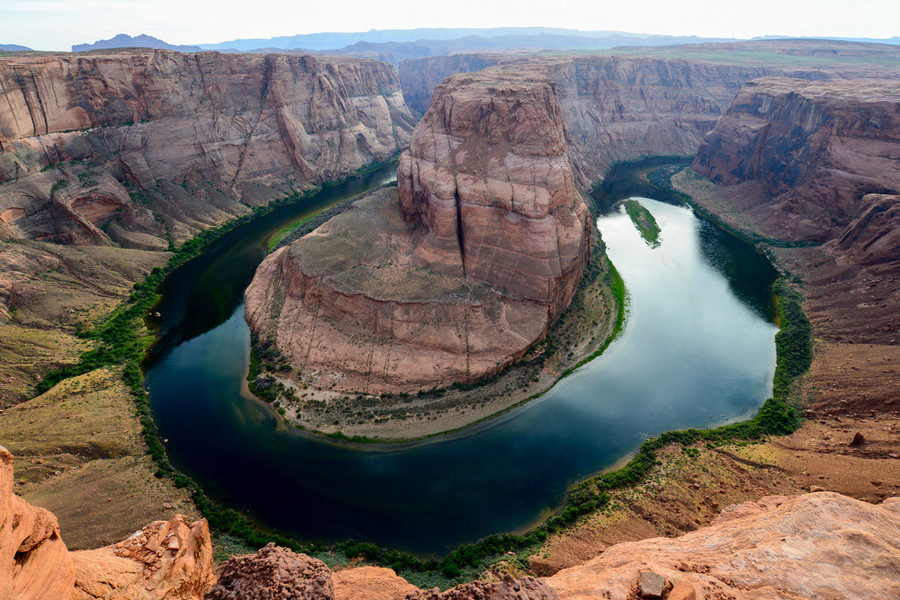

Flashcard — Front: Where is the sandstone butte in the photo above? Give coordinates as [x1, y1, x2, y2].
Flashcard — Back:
[0, 49, 416, 249]
[245, 66, 591, 393]
[3, 445, 900, 599]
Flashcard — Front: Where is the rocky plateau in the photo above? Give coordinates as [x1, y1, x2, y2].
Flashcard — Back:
[245, 66, 591, 394]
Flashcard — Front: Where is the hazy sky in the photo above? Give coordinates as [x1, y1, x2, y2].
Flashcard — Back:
[2, 0, 898, 51]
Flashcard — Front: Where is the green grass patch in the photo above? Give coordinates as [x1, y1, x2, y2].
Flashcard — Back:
[267, 214, 315, 252]
[623, 199, 661, 247]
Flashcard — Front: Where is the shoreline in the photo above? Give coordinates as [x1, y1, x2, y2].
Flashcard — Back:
[249, 233, 626, 442]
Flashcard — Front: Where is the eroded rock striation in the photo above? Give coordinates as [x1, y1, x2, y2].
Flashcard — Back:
[397, 66, 591, 317]
[693, 77, 900, 243]
[398, 52, 849, 188]
[71, 514, 215, 600]
[1, 446, 215, 599]
[246, 67, 591, 394]
[0, 49, 416, 247]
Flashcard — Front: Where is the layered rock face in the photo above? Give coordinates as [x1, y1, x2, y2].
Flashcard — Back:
[398, 66, 591, 318]
[0, 50, 416, 247]
[71, 514, 214, 600]
[548, 56, 809, 188]
[398, 53, 832, 187]
[245, 188, 554, 393]
[693, 77, 900, 242]
[246, 67, 591, 393]
[398, 54, 502, 114]
[835, 194, 900, 267]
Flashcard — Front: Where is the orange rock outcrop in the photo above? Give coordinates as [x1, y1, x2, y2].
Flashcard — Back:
[71, 514, 215, 600]
[546, 492, 900, 599]
[0, 445, 214, 600]
[0, 445, 74, 600]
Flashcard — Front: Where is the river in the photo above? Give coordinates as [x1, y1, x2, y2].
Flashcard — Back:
[145, 162, 778, 556]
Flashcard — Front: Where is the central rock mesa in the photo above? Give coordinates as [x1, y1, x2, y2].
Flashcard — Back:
[245, 67, 591, 394]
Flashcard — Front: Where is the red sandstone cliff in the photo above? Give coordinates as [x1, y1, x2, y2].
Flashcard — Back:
[398, 53, 837, 189]
[692, 77, 900, 243]
[397, 66, 591, 318]
[0, 50, 416, 247]
[0, 446, 74, 600]
[245, 67, 591, 394]
[684, 77, 900, 344]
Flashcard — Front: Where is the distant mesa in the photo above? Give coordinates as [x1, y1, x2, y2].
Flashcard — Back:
[0, 44, 32, 52]
[198, 26, 739, 59]
[71, 33, 203, 53]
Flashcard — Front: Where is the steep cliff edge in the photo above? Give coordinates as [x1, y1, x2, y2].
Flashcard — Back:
[397, 65, 591, 318]
[0, 49, 416, 247]
[692, 77, 900, 243]
[0, 446, 214, 600]
[399, 53, 836, 188]
[686, 77, 900, 344]
[245, 66, 591, 403]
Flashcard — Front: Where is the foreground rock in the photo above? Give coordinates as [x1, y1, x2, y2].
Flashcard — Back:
[0, 445, 74, 600]
[546, 493, 900, 599]
[1, 446, 214, 599]
[206, 543, 333, 600]
[72, 514, 215, 600]
[246, 67, 591, 394]
[0, 49, 415, 248]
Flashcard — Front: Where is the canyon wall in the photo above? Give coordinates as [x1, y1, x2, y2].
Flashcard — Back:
[245, 67, 591, 393]
[693, 77, 900, 242]
[398, 53, 833, 187]
[683, 77, 900, 343]
[0, 49, 416, 247]
[398, 54, 503, 114]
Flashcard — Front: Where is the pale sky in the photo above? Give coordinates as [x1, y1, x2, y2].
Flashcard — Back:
[2, 0, 899, 51]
